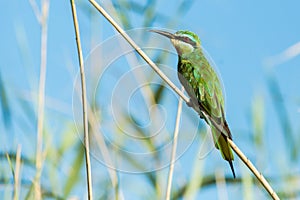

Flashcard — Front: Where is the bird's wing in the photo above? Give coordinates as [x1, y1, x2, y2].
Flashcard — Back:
[177, 55, 232, 139]
[194, 56, 232, 139]
[177, 71, 202, 115]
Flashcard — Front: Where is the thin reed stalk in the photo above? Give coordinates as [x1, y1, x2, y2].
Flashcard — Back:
[70, 0, 93, 199]
[166, 87, 184, 200]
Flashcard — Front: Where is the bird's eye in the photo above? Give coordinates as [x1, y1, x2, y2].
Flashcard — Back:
[181, 37, 196, 46]
[183, 37, 190, 43]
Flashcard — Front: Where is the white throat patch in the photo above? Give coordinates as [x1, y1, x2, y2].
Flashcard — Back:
[171, 39, 194, 55]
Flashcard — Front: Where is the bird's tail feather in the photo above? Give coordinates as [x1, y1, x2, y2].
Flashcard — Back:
[228, 160, 236, 178]
[211, 126, 235, 178]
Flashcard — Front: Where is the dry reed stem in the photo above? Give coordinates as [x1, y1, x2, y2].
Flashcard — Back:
[70, 0, 93, 199]
[166, 87, 184, 200]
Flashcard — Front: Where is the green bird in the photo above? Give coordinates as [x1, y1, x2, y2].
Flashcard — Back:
[150, 29, 235, 178]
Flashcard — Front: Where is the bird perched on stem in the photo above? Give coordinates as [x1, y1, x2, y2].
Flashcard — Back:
[150, 29, 235, 178]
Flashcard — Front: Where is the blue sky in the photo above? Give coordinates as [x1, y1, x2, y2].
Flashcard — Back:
[1, 0, 300, 199]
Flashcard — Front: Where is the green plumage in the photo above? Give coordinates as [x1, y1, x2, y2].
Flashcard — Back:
[151, 29, 235, 178]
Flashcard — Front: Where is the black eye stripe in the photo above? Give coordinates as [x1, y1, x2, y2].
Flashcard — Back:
[177, 36, 196, 46]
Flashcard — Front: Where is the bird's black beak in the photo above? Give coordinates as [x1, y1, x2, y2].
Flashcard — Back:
[149, 29, 176, 39]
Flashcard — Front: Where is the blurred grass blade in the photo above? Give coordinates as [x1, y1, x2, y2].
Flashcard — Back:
[13, 145, 22, 200]
[0, 72, 11, 128]
[252, 94, 265, 148]
[251, 93, 266, 167]
[25, 182, 34, 200]
[1, 152, 34, 167]
[143, 0, 157, 27]
[154, 83, 165, 104]
[63, 142, 84, 197]
[113, 0, 132, 29]
[6, 153, 15, 178]
[182, 131, 205, 200]
[215, 169, 229, 200]
[240, 159, 253, 200]
[267, 73, 296, 159]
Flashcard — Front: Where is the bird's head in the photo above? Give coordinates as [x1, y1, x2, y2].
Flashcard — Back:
[150, 30, 201, 57]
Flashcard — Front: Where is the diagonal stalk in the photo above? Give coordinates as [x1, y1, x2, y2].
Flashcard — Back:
[88, 1, 279, 199]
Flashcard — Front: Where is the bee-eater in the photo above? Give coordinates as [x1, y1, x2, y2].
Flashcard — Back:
[150, 30, 235, 178]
